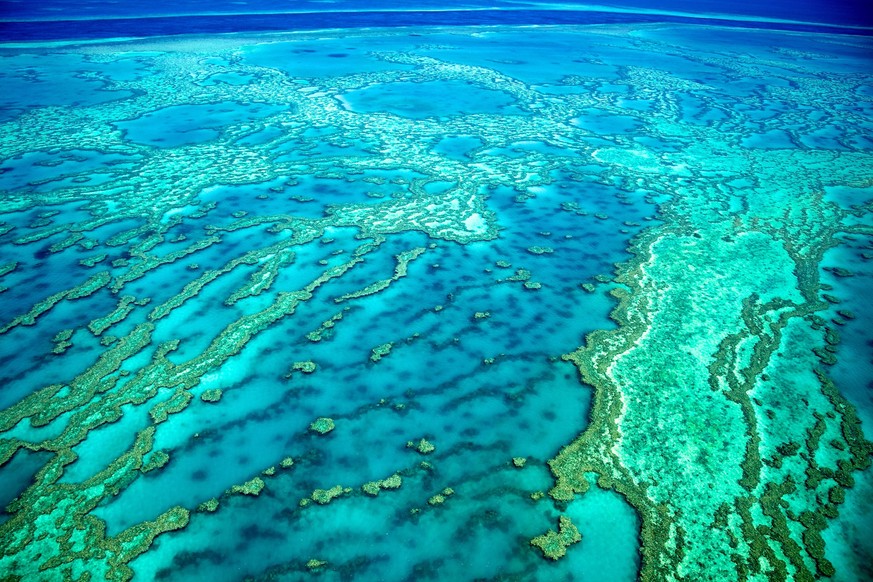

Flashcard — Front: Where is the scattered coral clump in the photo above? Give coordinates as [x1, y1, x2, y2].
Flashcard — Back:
[531, 516, 582, 560]
[309, 417, 336, 435]
[407, 438, 435, 454]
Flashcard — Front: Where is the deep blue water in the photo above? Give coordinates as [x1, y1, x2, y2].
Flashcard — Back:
[0, 0, 870, 26]
[1, 1, 871, 41]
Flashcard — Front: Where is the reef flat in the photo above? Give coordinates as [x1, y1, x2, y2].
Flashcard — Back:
[0, 22, 872, 581]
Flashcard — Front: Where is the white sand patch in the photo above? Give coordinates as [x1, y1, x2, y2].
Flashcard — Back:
[464, 213, 486, 233]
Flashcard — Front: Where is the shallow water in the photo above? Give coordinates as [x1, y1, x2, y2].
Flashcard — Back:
[0, 15, 871, 582]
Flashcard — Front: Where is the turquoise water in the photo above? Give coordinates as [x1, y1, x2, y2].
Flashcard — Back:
[0, 17, 871, 582]
[116, 102, 291, 147]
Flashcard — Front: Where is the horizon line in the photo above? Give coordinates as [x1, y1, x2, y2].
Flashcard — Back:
[2, 5, 871, 32]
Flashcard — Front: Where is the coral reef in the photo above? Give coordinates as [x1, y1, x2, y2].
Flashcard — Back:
[530, 516, 582, 560]
[309, 417, 335, 435]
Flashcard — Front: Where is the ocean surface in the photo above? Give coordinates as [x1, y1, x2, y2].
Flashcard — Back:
[0, 3, 872, 581]
[1, 0, 872, 41]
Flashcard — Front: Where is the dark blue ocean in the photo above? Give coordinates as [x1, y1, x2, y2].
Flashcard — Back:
[1, 0, 872, 41]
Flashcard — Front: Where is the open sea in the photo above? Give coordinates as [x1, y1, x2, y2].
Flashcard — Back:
[0, 2, 871, 581]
